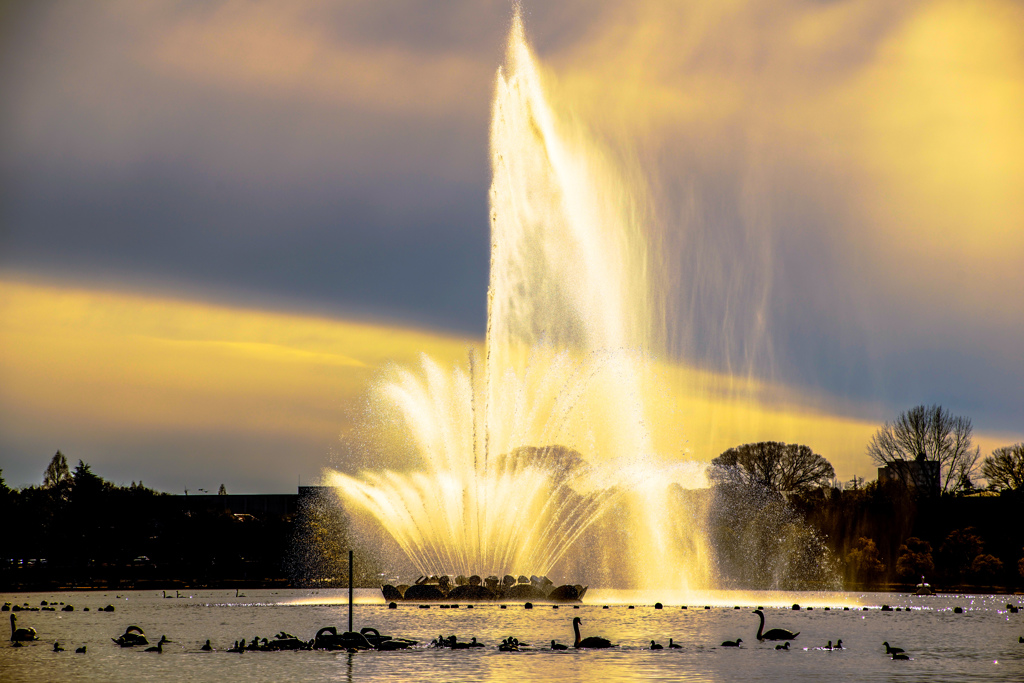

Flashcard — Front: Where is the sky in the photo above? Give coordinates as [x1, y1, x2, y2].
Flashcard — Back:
[1, 0, 1022, 492]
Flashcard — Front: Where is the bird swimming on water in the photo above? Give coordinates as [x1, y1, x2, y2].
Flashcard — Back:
[752, 610, 799, 641]
[883, 641, 904, 655]
[75, 645, 86, 654]
[668, 638, 681, 649]
[572, 617, 613, 649]
[650, 640, 663, 650]
[775, 642, 790, 650]
[550, 640, 568, 650]
[721, 638, 742, 647]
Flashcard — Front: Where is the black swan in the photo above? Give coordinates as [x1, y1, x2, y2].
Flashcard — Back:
[572, 617, 613, 649]
[650, 640, 663, 650]
[551, 640, 568, 650]
[668, 638, 681, 649]
[10, 614, 38, 642]
[113, 625, 148, 647]
[752, 610, 799, 641]
[883, 641, 904, 655]
[721, 638, 742, 647]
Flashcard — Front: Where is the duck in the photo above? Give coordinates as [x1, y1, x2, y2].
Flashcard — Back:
[201, 639, 213, 651]
[752, 610, 799, 641]
[550, 640, 568, 650]
[650, 640, 664, 650]
[9, 614, 38, 642]
[498, 637, 519, 652]
[1007, 604, 1019, 614]
[883, 641, 904, 655]
[572, 617, 613, 649]
[468, 637, 484, 648]
[776, 642, 790, 650]
[721, 638, 742, 647]
[834, 639, 844, 650]
[75, 645, 87, 654]
[668, 638, 681, 649]
[53, 641, 64, 652]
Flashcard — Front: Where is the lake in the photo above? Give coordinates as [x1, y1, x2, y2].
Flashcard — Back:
[2, 589, 1021, 682]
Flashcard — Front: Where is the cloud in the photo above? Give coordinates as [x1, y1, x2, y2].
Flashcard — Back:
[0, 277, 477, 490]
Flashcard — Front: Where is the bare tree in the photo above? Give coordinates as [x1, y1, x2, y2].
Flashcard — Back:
[42, 450, 71, 489]
[981, 443, 1024, 491]
[866, 405, 979, 494]
[711, 441, 835, 496]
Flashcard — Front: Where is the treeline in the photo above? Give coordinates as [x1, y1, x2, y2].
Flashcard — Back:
[710, 404, 1024, 591]
[794, 483, 1024, 590]
[0, 452, 379, 591]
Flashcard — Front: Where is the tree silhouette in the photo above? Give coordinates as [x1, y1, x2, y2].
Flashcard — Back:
[867, 405, 980, 494]
[981, 443, 1024, 491]
[43, 451, 71, 489]
[711, 442, 835, 497]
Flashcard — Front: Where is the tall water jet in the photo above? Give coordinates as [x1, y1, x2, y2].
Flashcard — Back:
[326, 11, 712, 590]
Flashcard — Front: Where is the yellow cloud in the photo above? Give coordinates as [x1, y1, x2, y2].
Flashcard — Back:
[0, 278, 476, 441]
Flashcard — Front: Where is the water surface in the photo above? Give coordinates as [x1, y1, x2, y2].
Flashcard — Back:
[2, 589, 1021, 682]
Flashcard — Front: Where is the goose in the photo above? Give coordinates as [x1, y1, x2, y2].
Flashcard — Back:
[668, 638, 681, 649]
[775, 642, 790, 650]
[752, 610, 799, 641]
[721, 638, 742, 647]
[883, 642, 904, 655]
[572, 617, 613, 649]
[551, 640, 568, 650]
[650, 640, 663, 650]
[75, 645, 86, 654]
[10, 615, 38, 642]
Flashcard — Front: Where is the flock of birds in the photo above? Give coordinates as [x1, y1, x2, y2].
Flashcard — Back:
[9, 601, 1024, 663]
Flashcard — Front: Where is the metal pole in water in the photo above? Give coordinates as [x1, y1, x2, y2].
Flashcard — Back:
[348, 549, 354, 633]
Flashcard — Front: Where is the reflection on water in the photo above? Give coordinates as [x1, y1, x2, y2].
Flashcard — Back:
[1, 589, 1021, 682]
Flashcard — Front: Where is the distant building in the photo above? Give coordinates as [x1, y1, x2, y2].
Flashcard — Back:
[878, 458, 940, 496]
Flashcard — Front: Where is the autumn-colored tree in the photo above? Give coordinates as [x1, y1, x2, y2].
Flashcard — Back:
[846, 537, 885, 583]
[895, 537, 934, 579]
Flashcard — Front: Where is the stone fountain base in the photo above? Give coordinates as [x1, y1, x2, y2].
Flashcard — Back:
[382, 574, 587, 603]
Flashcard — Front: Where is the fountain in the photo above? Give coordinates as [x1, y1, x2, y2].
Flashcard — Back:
[324, 10, 713, 596]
